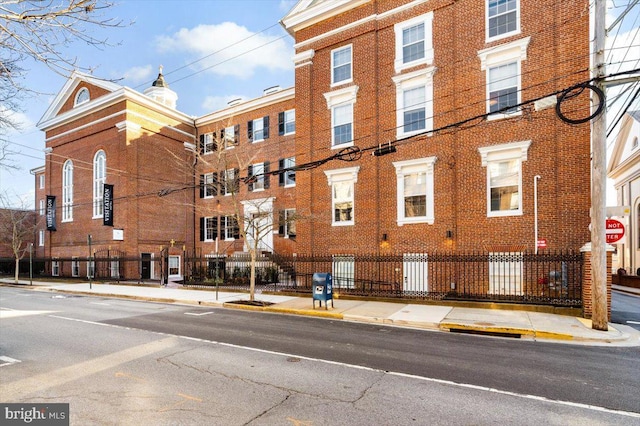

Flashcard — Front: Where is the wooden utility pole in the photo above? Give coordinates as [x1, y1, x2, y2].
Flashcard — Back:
[591, 0, 608, 330]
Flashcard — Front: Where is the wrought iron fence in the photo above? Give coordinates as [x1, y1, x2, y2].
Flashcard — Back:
[1, 250, 583, 307]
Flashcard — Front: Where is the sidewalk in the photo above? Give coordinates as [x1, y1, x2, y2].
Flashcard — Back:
[2, 279, 639, 347]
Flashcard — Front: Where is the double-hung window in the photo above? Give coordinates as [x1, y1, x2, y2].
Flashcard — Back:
[487, 0, 519, 41]
[478, 37, 529, 119]
[332, 45, 352, 86]
[478, 140, 531, 217]
[221, 168, 238, 196]
[203, 217, 217, 241]
[62, 160, 73, 222]
[279, 157, 296, 188]
[393, 157, 436, 225]
[248, 162, 269, 192]
[223, 215, 239, 240]
[39, 199, 45, 216]
[394, 13, 434, 73]
[201, 132, 216, 154]
[222, 125, 239, 149]
[278, 109, 295, 135]
[325, 167, 360, 226]
[93, 150, 106, 218]
[324, 86, 358, 149]
[248, 116, 269, 142]
[201, 172, 217, 198]
[392, 68, 435, 138]
[72, 258, 80, 277]
[279, 209, 296, 238]
[39, 175, 45, 189]
[38, 230, 44, 247]
[332, 104, 353, 147]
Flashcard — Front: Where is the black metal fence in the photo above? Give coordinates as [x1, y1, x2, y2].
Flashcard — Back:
[1, 250, 583, 307]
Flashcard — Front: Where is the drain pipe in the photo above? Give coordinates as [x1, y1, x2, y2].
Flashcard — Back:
[534, 175, 541, 254]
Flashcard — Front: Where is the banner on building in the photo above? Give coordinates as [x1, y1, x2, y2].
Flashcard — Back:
[103, 184, 114, 226]
[46, 195, 56, 231]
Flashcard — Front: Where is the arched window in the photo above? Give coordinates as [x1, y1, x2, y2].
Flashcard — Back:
[62, 160, 73, 222]
[74, 87, 90, 106]
[93, 150, 106, 217]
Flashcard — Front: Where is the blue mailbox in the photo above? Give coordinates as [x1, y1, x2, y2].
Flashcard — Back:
[312, 273, 333, 309]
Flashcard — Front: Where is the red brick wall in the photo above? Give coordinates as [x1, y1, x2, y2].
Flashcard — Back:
[292, 0, 590, 255]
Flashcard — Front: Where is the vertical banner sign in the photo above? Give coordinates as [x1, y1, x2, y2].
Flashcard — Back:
[103, 184, 114, 226]
[46, 195, 56, 231]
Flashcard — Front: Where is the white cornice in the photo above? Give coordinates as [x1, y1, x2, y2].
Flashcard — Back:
[38, 86, 195, 132]
[196, 87, 294, 127]
[478, 37, 531, 70]
[290, 0, 428, 49]
[478, 140, 531, 167]
[282, 0, 370, 35]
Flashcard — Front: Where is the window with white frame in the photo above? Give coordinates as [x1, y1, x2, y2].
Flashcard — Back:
[222, 125, 238, 148]
[168, 256, 180, 277]
[222, 168, 238, 195]
[324, 86, 358, 149]
[279, 208, 296, 238]
[393, 157, 436, 225]
[39, 199, 45, 216]
[478, 37, 529, 119]
[487, 0, 519, 41]
[39, 175, 45, 189]
[74, 88, 90, 106]
[249, 117, 269, 142]
[279, 109, 295, 135]
[72, 258, 79, 277]
[332, 255, 355, 289]
[204, 217, 217, 241]
[202, 132, 216, 154]
[93, 150, 106, 218]
[62, 160, 73, 222]
[279, 157, 296, 187]
[478, 140, 531, 217]
[223, 215, 239, 240]
[332, 104, 353, 147]
[332, 45, 352, 85]
[203, 172, 217, 198]
[52, 260, 59, 276]
[39, 230, 44, 247]
[249, 162, 267, 191]
[394, 13, 434, 73]
[110, 259, 120, 278]
[325, 167, 360, 226]
[392, 68, 435, 138]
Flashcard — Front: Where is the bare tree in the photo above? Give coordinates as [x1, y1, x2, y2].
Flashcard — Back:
[0, 0, 127, 168]
[0, 193, 40, 282]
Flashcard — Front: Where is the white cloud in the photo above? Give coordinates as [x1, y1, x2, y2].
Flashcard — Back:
[122, 65, 154, 83]
[202, 95, 246, 112]
[155, 22, 293, 79]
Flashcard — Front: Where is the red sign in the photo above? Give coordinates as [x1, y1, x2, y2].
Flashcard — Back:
[606, 219, 625, 244]
[537, 239, 547, 249]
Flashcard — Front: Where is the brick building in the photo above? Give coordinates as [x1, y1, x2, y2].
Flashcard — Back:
[33, 0, 592, 288]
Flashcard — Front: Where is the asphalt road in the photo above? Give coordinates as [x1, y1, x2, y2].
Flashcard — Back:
[612, 290, 640, 330]
[1, 287, 639, 425]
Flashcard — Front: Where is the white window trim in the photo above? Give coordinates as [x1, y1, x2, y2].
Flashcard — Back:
[284, 109, 296, 135]
[284, 208, 296, 239]
[283, 157, 296, 188]
[72, 257, 80, 277]
[39, 199, 45, 216]
[39, 230, 44, 247]
[331, 44, 353, 87]
[393, 157, 437, 226]
[204, 216, 216, 242]
[478, 37, 530, 120]
[394, 12, 434, 73]
[74, 87, 90, 106]
[62, 160, 73, 222]
[324, 86, 358, 149]
[325, 166, 360, 227]
[203, 133, 216, 155]
[485, 0, 521, 43]
[93, 150, 106, 219]
[252, 118, 265, 143]
[478, 140, 531, 217]
[392, 67, 435, 138]
[39, 175, 45, 189]
[204, 172, 216, 199]
[168, 255, 181, 279]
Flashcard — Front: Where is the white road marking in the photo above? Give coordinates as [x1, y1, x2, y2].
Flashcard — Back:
[0, 310, 56, 319]
[627, 320, 640, 325]
[184, 312, 214, 316]
[90, 302, 111, 306]
[0, 356, 21, 367]
[47, 314, 640, 419]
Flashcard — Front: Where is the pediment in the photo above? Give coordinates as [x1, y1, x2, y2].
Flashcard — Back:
[281, 0, 370, 33]
[607, 111, 640, 178]
[37, 71, 122, 127]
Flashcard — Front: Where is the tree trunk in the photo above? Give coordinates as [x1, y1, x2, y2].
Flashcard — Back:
[249, 249, 256, 302]
[14, 257, 20, 283]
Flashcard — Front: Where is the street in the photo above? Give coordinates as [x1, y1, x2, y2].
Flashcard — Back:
[612, 290, 640, 331]
[1, 286, 639, 425]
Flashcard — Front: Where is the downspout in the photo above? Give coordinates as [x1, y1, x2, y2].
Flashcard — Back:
[534, 175, 541, 254]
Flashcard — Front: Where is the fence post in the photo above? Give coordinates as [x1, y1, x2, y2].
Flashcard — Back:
[580, 242, 612, 320]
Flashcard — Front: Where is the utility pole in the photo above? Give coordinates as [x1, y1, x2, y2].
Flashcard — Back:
[591, 0, 608, 330]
